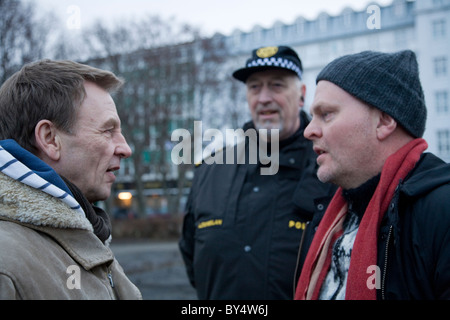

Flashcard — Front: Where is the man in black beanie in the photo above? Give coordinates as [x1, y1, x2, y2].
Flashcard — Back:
[295, 50, 450, 300]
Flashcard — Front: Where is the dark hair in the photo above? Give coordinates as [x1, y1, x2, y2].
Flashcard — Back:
[0, 59, 124, 153]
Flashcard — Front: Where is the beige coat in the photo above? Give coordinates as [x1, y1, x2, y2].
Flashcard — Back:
[0, 172, 142, 300]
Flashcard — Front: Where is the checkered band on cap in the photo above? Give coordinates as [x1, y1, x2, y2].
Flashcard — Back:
[247, 57, 302, 79]
[232, 46, 303, 82]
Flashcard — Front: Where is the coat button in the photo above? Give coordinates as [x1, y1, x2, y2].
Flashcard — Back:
[317, 204, 324, 211]
[253, 186, 260, 193]
[244, 245, 252, 252]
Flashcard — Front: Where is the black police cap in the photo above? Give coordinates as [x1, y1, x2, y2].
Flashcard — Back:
[232, 46, 303, 82]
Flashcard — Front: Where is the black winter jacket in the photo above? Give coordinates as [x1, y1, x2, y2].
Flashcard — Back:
[296, 153, 450, 300]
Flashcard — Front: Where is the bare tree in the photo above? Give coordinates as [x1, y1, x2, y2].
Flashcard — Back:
[192, 38, 249, 133]
[0, 0, 53, 83]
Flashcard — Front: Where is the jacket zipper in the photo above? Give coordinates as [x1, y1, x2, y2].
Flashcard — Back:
[106, 267, 120, 299]
[107, 269, 114, 288]
[293, 221, 310, 298]
[381, 225, 393, 300]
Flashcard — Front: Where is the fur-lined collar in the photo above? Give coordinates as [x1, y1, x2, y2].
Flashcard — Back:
[0, 172, 93, 231]
[0, 140, 92, 231]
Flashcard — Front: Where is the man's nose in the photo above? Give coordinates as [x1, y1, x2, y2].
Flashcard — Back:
[116, 133, 132, 159]
[258, 85, 273, 105]
[304, 118, 322, 141]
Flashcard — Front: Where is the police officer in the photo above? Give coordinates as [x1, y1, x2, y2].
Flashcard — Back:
[179, 46, 336, 300]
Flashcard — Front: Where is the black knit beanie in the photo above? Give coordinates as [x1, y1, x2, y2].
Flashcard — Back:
[316, 50, 427, 138]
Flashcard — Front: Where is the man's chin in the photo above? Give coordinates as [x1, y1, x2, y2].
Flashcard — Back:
[86, 190, 111, 204]
[317, 167, 336, 185]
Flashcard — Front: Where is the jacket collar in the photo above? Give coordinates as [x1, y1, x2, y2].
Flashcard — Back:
[0, 140, 72, 195]
[0, 172, 93, 231]
[0, 164, 112, 270]
[0, 140, 85, 218]
[34, 224, 114, 270]
[401, 153, 450, 197]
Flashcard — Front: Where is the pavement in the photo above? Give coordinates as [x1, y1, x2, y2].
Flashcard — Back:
[110, 240, 197, 300]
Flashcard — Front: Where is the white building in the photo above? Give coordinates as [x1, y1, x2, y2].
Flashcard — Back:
[221, 0, 450, 161]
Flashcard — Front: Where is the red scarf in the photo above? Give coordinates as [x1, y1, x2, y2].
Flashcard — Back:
[295, 138, 428, 300]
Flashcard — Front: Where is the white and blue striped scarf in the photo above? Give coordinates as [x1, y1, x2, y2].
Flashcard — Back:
[0, 140, 85, 217]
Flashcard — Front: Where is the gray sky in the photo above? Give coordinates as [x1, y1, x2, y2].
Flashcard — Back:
[34, 0, 393, 36]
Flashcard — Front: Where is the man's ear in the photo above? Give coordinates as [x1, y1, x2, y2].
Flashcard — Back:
[34, 120, 62, 161]
[299, 84, 306, 107]
[376, 112, 398, 141]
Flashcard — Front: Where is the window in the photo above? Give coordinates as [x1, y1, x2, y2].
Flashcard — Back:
[119, 157, 134, 176]
[274, 22, 284, 39]
[342, 38, 354, 54]
[296, 18, 305, 35]
[437, 130, 450, 158]
[319, 43, 329, 60]
[395, 29, 408, 48]
[232, 30, 241, 46]
[367, 33, 380, 50]
[434, 56, 448, 76]
[252, 26, 262, 43]
[432, 19, 447, 39]
[179, 47, 189, 62]
[394, 2, 405, 16]
[436, 91, 449, 113]
[318, 13, 328, 32]
[343, 10, 352, 28]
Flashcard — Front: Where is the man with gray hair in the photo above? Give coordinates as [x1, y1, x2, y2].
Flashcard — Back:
[0, 59, 141, 299]
[180, 46, 336, 299]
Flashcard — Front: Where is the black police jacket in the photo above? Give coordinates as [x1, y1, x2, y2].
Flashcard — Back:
[296, 152, 450, 300]
[179, 111, 336, 299]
